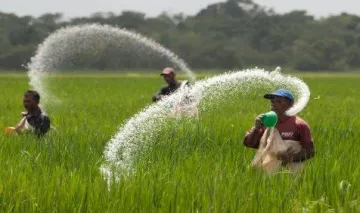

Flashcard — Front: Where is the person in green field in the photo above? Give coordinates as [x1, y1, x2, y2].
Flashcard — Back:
[6, 90, 51, 137]
[152, 67, 190, 102]
[243, 89, 315, 174]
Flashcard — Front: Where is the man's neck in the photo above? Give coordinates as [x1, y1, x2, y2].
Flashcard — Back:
[28, 106, 41, 115]
[169, 80, 178, 86]
[278, 114, 291, 122]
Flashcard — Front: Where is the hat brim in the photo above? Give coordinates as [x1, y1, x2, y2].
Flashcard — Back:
[160, 72, 174, 76]
[264, 93, 279, 99]
[264, 93, 294, 101]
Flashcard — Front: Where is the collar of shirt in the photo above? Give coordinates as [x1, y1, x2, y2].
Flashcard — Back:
[277, 115, 294, 124]
[24, 108, 42, 118]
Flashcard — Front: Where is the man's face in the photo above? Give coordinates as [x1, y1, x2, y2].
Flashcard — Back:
[23, 95, 38, 112]
[163, 73, 175, 84]
[270, 96, 293, 115]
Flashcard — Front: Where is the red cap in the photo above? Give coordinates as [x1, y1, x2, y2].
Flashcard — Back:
[160, 67, 175, 76]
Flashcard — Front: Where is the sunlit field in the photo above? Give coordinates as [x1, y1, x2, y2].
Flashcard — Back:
[0, 72, 359, 212]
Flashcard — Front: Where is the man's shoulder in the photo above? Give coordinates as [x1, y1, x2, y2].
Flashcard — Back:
[42, 113, 50, 120]
[179, 80, 191, 88]
[281, 116, 309, 127]
[160, 85, 170, 91]
[181, 80, 190, 85]
[294, 116, 310, 128]
[39, 109, 50, 120]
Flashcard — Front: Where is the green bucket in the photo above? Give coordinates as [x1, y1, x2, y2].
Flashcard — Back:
[261, 111, 278, 127]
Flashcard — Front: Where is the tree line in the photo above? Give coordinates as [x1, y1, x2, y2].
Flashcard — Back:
[1, 0, 360, 71]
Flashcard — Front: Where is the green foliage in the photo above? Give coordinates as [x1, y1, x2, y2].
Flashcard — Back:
[0, 73, 360, 212]
[1, 0, 360, 71]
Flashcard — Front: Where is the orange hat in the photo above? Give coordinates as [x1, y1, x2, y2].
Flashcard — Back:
[160, 67, 175, 76]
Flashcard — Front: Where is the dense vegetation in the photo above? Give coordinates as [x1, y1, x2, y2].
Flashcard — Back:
[1, 73, 359, 212]
[1, 0, 360, 71]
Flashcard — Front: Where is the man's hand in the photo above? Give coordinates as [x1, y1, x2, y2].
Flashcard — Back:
[243, 115, 265, 149]
[153, 94, 166, 102]
[157, 94, 166, 100]
[15, 125, 23, 133]
[254, 115, 264, 130]
[277, 151, 293, 163]
[280, 142, 315, 164]
[15, 116, 26, 133]
[277, 146, 297, 163]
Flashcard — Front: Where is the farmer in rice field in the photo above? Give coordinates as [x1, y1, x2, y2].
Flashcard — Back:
[5, 90, 51, 137]
[243, 89, 315, 174]
[152, 67, 190, 102]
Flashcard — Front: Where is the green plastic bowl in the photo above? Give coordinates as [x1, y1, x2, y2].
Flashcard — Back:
[261, 111, 278, 127]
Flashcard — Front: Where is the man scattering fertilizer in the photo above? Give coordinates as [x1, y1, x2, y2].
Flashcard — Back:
[5, 90, 51, 137]
[152, 67, 190, 102]
[243, 89, 315, 175]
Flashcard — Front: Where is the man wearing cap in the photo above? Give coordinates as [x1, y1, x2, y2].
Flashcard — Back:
[152, 67, 190, 102]
[243, 89, 315, 167]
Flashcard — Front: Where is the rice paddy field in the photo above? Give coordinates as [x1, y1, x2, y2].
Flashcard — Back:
[0, 71, 359, 212]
